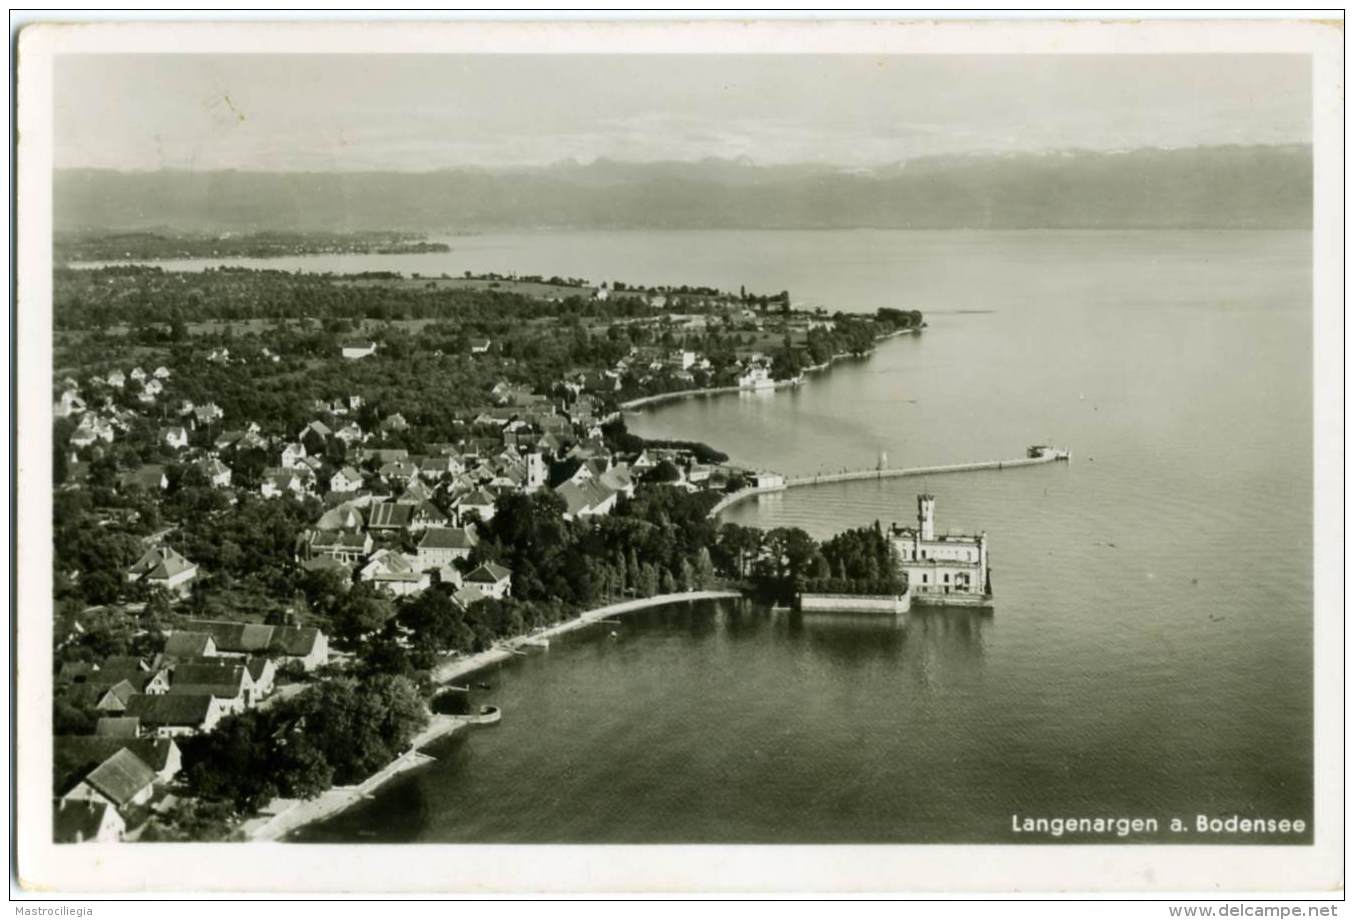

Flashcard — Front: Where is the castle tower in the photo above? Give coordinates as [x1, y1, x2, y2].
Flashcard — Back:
[917, 494, 935, 541]
[978, 531, 990, 593]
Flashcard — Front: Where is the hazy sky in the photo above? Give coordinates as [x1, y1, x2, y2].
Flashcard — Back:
[55, 54, 1311, 171]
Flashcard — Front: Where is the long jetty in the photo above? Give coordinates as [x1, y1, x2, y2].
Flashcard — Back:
[708, 450, 1069, 518]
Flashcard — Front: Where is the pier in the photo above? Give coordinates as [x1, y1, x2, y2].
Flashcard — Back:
[709, 447, 1069, 518]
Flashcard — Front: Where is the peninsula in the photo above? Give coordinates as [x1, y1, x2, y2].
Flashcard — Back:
[47, 241, 958, 843]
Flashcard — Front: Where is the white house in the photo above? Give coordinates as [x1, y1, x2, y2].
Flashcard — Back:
[341, 342, 377, 360]
[329, 466, 364, 493]
[54, 799, 126, 843]
[754, 471, 786, 490]
[334, 423, 366, 446]
[280, 442, 308, 469]
[126, 545, 198, 594]
[195, 458, 232, 488]
[261, 468, 308, 499]
[464, 562, 512, 600]
[54, 389, 86, 418]
[455, 489, 496, 523]
[163, 426, 190, 450]
[360, 550, 430, 597]
[738, 364, 774, 390]
[556, 479, 618, 521]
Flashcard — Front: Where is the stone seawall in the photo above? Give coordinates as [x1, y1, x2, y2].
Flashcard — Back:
[798, 593, 910, 614]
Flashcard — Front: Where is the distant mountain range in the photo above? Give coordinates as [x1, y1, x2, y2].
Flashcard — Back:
[55, 145, 1311, 233]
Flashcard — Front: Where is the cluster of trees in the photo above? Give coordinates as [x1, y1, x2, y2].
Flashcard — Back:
[177, 672, 428, 813]
[600, 418, 728, 465]
[773, 310, 925, 380]
[54, 265, 671, 331]
[710, 521, 903, 602]
[470, 485, 720, 609]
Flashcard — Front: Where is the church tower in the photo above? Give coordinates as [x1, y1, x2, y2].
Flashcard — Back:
[525, 451, 547, 493]
[917, 493, 935, 540]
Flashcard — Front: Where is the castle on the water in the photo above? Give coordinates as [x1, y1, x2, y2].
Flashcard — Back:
[889, 494, 993, 607]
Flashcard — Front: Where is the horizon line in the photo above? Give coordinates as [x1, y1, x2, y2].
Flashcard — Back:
[54, 142, 1314, 176]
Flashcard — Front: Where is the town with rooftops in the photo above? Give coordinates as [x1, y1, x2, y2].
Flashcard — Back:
[50, 254, 925, 842]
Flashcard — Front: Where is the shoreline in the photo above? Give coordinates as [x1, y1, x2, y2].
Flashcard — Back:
[242, 712, 472, 842]
[620, 326, 921, 413]
[431, 589, 743, 685]
[246, 590, 743, 841]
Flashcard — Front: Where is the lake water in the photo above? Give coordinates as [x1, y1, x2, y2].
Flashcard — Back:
[211, 228, 1311, 844]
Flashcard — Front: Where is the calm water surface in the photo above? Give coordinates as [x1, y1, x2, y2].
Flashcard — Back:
[266, 229, 1311, 843]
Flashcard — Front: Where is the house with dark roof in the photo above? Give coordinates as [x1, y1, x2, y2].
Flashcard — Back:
[245, 657, 277, 697]
[415, 526, 478, 571]
[419, 454, 464, 478]
[54, 799, 125, 843]
[358, 447, 409, 464]
[180, 620, 330, 672]
[89, 665, 170, 704]
[162, 631, 217, 660]
[125, 545, 197, 594]
[119, 464, 168, 493]
[409, 500, 449, 532]
[455, 489, 497, 523]
[57, 661, 98, 686]
[367, 501, 415, 532]
[452, 585, 488, 610]
[100, 655, 151, 672]
[55, 735, 183, 797]
[464, 562, 512, 600]
[124, 693, 225, 737]
[299, 420, 333, 449]
[95, 716, 141, 739]
[169, 662, 256, 711]
[305, 528, 372, 565]
[378, 459, 421, 482]
[60, 747, 157, 811]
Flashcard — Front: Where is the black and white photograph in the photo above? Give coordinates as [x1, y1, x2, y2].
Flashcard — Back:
[12, 14, 1344, 896]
